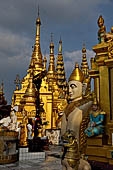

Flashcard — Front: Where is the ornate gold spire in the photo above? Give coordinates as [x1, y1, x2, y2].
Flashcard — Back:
[81, 42, 89, 77]
[14, 74, 20, 90]
[56, 38, 67, 92]
[48, 33, 55, 72]
[59, 37, 62, 55]
[69, 63, 84, 82]
[47, 34, 57, 90]
[50, 33, 54, 56]
[35, 6, 41, 45]
[29, 9, 43, 74]
[98, 15, 104, 28]
[97, 15, 106, 43]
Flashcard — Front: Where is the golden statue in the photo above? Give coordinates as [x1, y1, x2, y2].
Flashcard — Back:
[97, 15, 106, 43]
[62, 130, 80, 170]
[85, 97, 106, 137]
[19, 109, 28, 146]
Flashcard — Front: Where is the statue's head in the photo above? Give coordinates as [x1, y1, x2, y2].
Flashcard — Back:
[68, 63, 84, 101]
[62, 130, 78, 146]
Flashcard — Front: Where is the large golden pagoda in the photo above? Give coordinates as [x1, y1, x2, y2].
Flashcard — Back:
[11, 13, 67, 132]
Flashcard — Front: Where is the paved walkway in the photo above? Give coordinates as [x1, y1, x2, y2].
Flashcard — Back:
[0, 145, 62, 170]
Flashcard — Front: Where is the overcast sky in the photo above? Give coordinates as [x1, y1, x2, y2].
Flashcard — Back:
[0, 0, 113, 104]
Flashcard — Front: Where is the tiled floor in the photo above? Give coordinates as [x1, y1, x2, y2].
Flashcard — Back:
[0, 145, 62, 170]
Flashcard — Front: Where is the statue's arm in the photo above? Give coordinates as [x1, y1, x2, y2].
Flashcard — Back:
[95, 114, 105, 126]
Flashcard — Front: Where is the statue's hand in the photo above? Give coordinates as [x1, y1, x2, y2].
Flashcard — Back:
[91, 122, 96, 127]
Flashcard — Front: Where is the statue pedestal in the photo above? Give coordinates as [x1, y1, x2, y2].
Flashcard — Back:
[0, 131, 18, 164]
[86, 135, 113, 169]
[86, 135, 107, 162]
[87, 135, 103, 146]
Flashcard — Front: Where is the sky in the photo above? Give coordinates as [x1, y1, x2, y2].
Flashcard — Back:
[0, 0, 113, 104]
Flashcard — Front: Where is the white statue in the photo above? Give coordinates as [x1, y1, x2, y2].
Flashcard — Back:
[0, 115, 11, 129]
[8, 109, 17, 131]
[61, 63, 92, 170]
[27, 119, 33, 140]
[0, 108, 17, 131]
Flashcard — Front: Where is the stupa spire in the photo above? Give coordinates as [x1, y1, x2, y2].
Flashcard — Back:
[14, 74, 20, 90]
[81, 42, 89, 77]
[56, 38, 67, 93]
[59, 37, 62, 55]
[47, 34, 57, 90]
[29, 8, 43, 75]
[35, 6, 41, 45]
[48, 33, 55, 72]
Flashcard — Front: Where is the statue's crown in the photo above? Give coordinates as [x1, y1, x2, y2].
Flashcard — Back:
[68, 63, 84, 82]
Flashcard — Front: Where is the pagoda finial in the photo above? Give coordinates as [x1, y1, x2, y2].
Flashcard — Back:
[59, 36, 62, 55]
[48, 34, 55, 73]
[82, 41, 86, 53]
[14, 74, 20, 90]
[97, 15, 106, 43]
[36, 7, 41, 45]
[51, 33, 53, 43]
[50, 33, 54, 55]
[38, 4, 40, 17]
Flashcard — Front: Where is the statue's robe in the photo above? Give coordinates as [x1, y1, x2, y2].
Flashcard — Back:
[61, 99, 92, 170]
[61, 99, 92, 143]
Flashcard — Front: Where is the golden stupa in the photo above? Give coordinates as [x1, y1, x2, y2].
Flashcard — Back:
[11, 12, 67, 133]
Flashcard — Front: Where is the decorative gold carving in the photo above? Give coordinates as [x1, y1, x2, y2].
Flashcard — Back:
[62, 130, 80, 169]
[108, 42, 113, 59]
[14, 74, 20, 90]
[97, 15, 106, 43]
